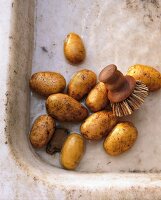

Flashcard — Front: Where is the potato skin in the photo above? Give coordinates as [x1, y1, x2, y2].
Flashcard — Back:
[68, 69, 97, 101]
[29, 72, 66, 96]
[80, 111, 118, 140]
[64, 32, 85, 64]
[127, 64, 161, 91]
[104, 122, 138, 156]
[86, 82, 109, 112]
[29, 115, 55, 148]
[60, 133, 85, 170]
[46, 93, 88, 122]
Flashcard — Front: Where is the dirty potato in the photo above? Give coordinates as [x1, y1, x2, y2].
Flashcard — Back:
[46, 93, 88, 122]
[60, 133, 85, 170]
[80, 111, 118, 140]
[68, 69, 97, 101]
[104, 122, 138, 156]
[46, 128, 69, 155]
[29, 115, 55, 148]
[29, 72, 66, 96]
[86, 82, 109, 112]
[64, 32, 85, 64]
[127, 64, 161, 91]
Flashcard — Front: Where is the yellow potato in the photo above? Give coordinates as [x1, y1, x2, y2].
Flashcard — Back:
[46, 93, 88, 122]
[29, 115, 55, 148]
[64, 32, 85, 64]
[104, 122, 138, 156]
[68, 69, 97, 101]
[127, 64, 161, 91]
[80, 111, 118, 140]
[29, 72, 66, 96]
[86, 82, 109, 112]
[61, 133, 85, 170]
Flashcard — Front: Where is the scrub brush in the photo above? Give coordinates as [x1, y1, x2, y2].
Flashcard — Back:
[99, 64, 149, 117]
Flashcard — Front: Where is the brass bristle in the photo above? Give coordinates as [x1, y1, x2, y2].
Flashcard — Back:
[111, 81, 149, 117]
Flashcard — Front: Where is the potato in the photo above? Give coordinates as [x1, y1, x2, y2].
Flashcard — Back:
[29, 115, 55, 148]
[80, 111, 118, 140]
[64, 32, 85, 64]
[29, 72, 66, 96]
[85, 82, 109, 112]
[68, 69, 97, 101]
[46, 128, 69, 155]
[127, 64, 161, 91]
[60, 133, 85, 170]
[46, 93, 88, 122]
[104, 122, 138, 156]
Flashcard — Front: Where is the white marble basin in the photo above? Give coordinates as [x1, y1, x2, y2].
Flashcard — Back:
[1, 0, 161, 199]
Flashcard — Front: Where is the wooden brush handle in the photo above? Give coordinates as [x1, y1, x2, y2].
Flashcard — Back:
[99, 64, 136, 102]
[99, 64, 125, 91]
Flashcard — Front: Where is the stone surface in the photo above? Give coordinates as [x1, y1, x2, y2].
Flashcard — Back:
[1, 0, 161, 199]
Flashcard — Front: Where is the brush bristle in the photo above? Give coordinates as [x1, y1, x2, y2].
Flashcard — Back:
[111, 81, 149, 117]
